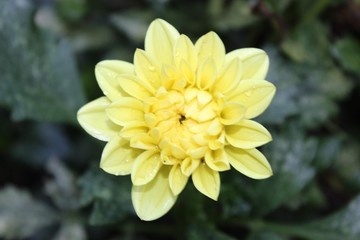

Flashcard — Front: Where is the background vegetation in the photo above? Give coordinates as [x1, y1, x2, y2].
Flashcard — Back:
[1, 0, 360, 239]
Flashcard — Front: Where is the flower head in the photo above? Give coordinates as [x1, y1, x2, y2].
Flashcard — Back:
[77, 19, 276, 221]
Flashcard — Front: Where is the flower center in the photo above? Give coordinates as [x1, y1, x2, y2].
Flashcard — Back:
[144, 87, 225, 163]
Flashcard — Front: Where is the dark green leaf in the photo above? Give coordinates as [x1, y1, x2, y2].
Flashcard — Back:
[281, 22, 331, 65]
[78, 166, 133, 225]
[334, 140, 360, 190]
[212, 0, 260, 31]
[333, 36, 360, 75]
[298, 195, 360, 240]
[313, 136, 342, 170]
[246, 231, 287, 240]
[241, 124, 317, 216]
[57, 0, 87, 22]
[0, 0, 85, 123]
[186, 223, 236, 240]
[261, 46, 353, 128]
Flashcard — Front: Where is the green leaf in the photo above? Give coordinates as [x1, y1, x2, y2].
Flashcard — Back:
[298, 195, 360, 240]
[241, 124, 317, 216]
[0, 185, 58, 239]
[334, 140, 360, 190]
[78, 166, 133, 225]
[261, 46, 353, 128]
[57, 0, 87, 22]
[314, 136, 342, 170]
[245, 195, 360, 240]
[0, 0, 85, 123]
[212, 0, 260, 31]
[246, 231, 287, 240]
[333, 36, 360, 75]
[281, 21, 331, 65]
[219, 177, 252, 218]
[186, 223, 236, 240]
[258, 46, 300, 125]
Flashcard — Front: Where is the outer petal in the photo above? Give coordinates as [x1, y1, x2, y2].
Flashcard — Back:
[132, 166, 177, 221]
[95, 60, 134, 101]
[131, 150, 162, 186]
[195, 31, 225, 69]
[225, 48, 269, 80]
[145, 19, 180, 65]
[106, 97, 144, 126]
[196, 58, 217, 90]
[100, 136, 140, 175]
[169, 164, 189, 195]
[77, 97, 121, 141]
[228, 79, 276, 119]
[118, 74, 154, 100]
[192, 163, 220, 200]
[225, 146, 272, 179]
[120, 121, 148, 139]
[174, 34, 197, 70]
[134, 49, 162, 90]
[225, 120, 272, 149]
[212, 58, 242, 94]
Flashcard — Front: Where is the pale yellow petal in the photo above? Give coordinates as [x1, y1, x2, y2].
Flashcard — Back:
[219, 102, 247, 125]
[225, 48, 269, 80]
[95, 60, 134, 101]
[227, 80, 276, 119]
[204, 149, 231, 172]
[160, 64, 185, 91]
[105, 97, 144, 126]
[119, 121, 148, 139]
[131, 150, 162, 186]
[187, 147, 208, 159]
[145, 19, 180, 65]
[118, 74, 154, 100]
[77, 97, 121, 141]
[132, 166, 177, 221]
[207, 118, 223, 136]
[130, 133, 157, 150]
[196, 58, 217, 90]
[225, 146, 272, 179]
[169, 164, 189, 195]
[174, 34, 197, 69]
[212, 58, 242, 94]
[181, 158, 201, 176]
[192, 163, 220, 200]
[100, 136, 140, 175]
[225, 120, 272, 149]
[195, 31, 225, 69]
[134, 49, 161, 90]
[179, 60, 195, 86]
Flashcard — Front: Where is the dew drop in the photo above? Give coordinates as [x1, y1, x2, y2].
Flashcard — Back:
[148, 65, 155, 71]
[245, 90, 252, 97]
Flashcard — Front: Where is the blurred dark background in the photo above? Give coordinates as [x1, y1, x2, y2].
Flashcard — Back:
[1, 0, 360, 239]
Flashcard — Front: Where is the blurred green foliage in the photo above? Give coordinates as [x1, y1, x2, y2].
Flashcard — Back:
[1, 0, 360, 239]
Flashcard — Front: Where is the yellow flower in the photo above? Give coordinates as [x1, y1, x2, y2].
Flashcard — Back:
[77, 19, 276, 221]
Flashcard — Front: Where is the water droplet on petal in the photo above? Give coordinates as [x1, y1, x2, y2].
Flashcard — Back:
[148, 65, 155, 71]
[245, 90, 252, 97]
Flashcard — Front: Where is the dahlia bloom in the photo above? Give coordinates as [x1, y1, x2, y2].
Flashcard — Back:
[77, 19, 275, 221]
